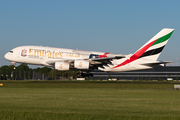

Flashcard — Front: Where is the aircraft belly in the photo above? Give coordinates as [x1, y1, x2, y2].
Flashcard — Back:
[102, 63, 152, 72]
[16, 57, 42, 65]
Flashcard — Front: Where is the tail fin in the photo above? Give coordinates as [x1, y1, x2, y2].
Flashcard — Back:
[132, 28, 174, 61]
[113, 28, 174, 69]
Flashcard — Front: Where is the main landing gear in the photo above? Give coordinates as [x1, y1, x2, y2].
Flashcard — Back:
[77, 72, 93, 78]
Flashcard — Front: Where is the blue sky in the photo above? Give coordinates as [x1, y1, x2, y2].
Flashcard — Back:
[1, 0, 180, 67]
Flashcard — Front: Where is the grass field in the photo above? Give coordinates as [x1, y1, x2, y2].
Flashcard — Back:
[0, 80, 180, 120]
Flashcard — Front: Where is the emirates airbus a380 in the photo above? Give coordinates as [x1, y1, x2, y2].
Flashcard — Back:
[5, 28, 174, 77]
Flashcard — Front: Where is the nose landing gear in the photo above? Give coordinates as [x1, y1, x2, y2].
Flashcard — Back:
[12, 62, 16, 69]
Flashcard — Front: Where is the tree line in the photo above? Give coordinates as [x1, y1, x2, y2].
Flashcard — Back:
[0, 64, 79, 80]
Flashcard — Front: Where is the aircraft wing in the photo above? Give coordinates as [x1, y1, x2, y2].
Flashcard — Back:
[44, 55, 125, 68]
[45, 59, 72, 66]
[89, 55, 124, 63]
[87, 55, 126, 68]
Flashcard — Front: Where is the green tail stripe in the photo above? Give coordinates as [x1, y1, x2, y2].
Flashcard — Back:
[152, 30, 174, 46]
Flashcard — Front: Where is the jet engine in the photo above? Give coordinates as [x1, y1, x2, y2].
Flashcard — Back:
[55, 62, 69, 70]
[74, 60, 89, 69]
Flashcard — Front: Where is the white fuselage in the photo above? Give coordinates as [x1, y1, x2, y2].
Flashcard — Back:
[4, 46, 154, 72]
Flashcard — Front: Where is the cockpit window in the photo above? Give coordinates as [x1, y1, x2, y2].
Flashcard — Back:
[10, 51, 13, 53]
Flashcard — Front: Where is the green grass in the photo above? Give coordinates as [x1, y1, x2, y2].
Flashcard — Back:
[0, 80, 180, 120]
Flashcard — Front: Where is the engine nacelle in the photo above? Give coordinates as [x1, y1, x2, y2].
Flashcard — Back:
[74, 60, 89, 69]
[55, 62, 69, 70]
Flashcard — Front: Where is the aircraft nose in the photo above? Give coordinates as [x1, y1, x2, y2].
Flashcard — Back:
[4, 53, 9, 60]
[4, 52, 12, 61]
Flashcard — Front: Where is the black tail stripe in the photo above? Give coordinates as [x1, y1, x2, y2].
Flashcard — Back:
[139, 45, 165, 58]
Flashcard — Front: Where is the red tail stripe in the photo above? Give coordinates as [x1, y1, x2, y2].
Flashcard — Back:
[113, 39, 157, 68]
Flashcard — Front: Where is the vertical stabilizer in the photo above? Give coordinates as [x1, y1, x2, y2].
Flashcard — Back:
[113, 28, 174, 69]
[135, 28, 174, 61]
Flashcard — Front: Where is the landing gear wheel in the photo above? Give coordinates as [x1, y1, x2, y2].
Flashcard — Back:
[77, 72, 93, 78]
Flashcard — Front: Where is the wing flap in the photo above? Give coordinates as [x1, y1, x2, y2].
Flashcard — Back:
[88, 55, 125, 63]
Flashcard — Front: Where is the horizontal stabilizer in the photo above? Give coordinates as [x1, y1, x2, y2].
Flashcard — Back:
[141, 61, 173, 66]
